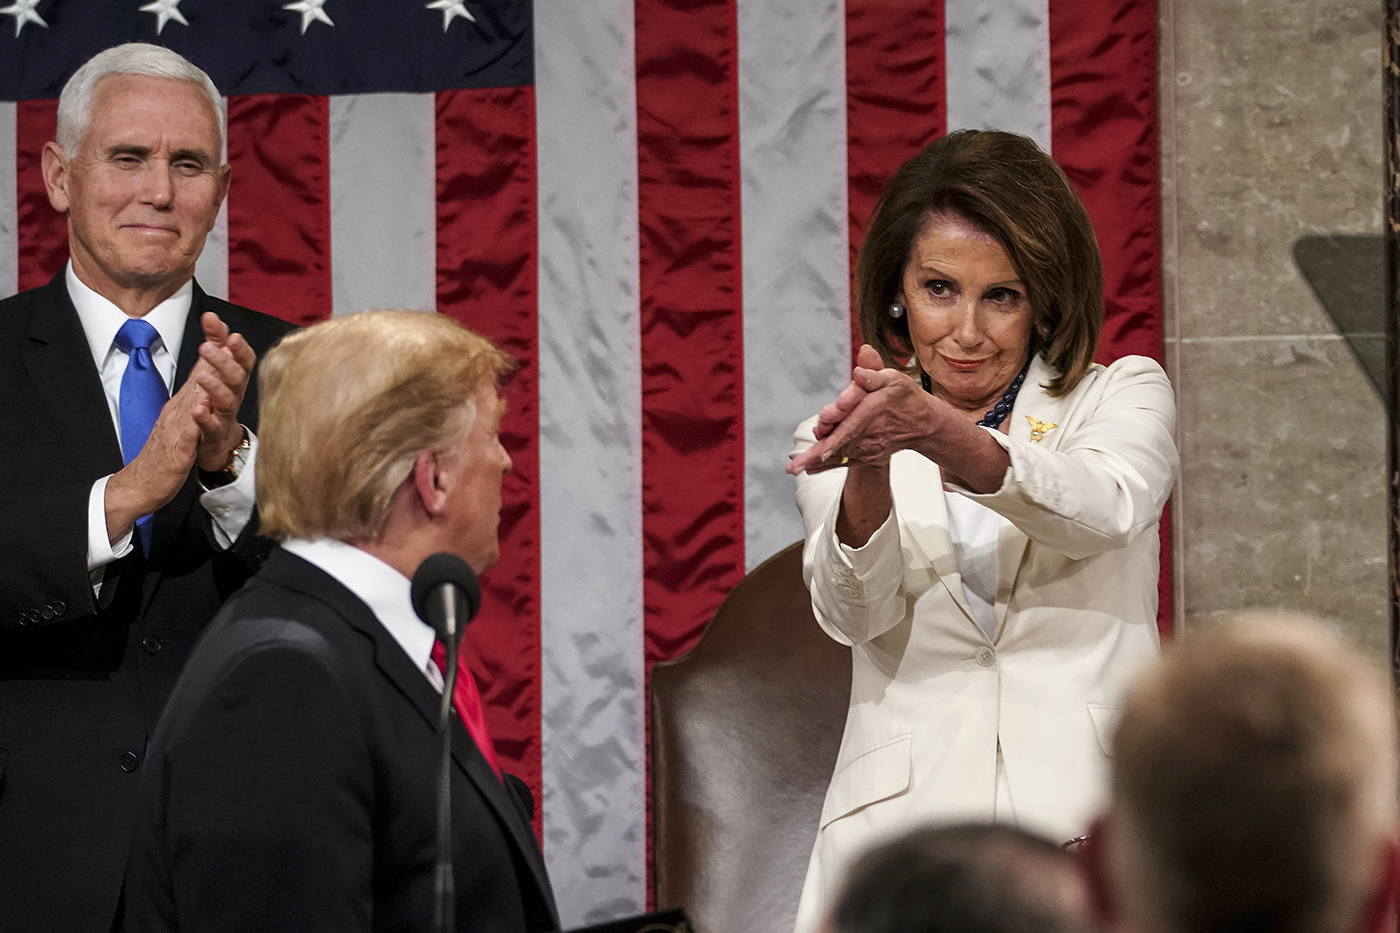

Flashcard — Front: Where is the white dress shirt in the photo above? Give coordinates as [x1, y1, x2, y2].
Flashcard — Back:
[943, 490, 1000, 641]
[281, 538, 445, 693]
[69, 263, 257, 587]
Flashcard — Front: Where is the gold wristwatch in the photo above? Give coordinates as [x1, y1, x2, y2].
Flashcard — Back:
[199, 427, 250, 489]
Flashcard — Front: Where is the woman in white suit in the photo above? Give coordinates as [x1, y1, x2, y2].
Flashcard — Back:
[786, 130, 1178, 931]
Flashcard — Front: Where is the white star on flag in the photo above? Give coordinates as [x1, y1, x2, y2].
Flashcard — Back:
[284, 0, 333, 34]
[138, 0, 188, 35]
[425, 0, 473, 32]
[1, 0, 46, 37]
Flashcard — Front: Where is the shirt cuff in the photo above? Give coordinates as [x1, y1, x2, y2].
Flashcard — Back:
[200, 430, 258, 550]
[88, 475, 135, 573]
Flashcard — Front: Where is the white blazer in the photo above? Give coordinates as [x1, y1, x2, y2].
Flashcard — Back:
[790, 354, 1179, 932]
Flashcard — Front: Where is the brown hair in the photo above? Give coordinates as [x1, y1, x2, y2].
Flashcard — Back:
[257, 310, 516, 542]
[1109, 614, 1399, 933]
[855, 130, 1103, 397]
[834, 823, 1093, 933]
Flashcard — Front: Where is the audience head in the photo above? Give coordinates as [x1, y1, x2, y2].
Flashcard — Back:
[855, 129, 1103, 397]
[1093, 613, 1400, 933]
[257, 310, 516, 571]
[829, 822, 1096, 933]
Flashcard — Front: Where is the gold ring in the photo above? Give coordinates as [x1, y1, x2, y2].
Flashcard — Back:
[840, 455, 850, 465]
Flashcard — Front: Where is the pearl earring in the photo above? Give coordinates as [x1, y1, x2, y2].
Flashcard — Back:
[888, 301, 906, 319]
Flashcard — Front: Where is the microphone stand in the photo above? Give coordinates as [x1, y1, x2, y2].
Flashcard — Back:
[411, 554, 480, 933]
[432, 595, 462, 933]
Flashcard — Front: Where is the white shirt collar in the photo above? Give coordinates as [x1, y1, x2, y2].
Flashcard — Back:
[67, 261, 193, 374]
[281, 538, 439, 684]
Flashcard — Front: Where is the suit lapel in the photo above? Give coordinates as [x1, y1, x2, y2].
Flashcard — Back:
[992, 356, 1077, 638]
[21, 274, 123, 480]
[262, 551, 557, 917]
[359, 601, 558, 917]
[174, 283, 209, 386]
[442, 696, 559, 921]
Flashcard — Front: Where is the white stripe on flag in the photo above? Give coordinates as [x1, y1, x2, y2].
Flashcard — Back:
[738, 0, 851, 569]
[194, 100, 229, 301]
[194, 198, 229, 300]
[0, 102, 16, 300]
[328, 93, 437, 316]
[945, 0, 1053, 152]
[535, 0, 647, 924]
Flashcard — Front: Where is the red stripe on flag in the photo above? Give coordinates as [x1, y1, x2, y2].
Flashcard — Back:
[16, 100, 65, 291]
[435, 86, 543, 838]
[635, 0, 746, 665]
[1048, 0, 1169, 637]
[225, 94, 331, 326]
[1048, 0, 1161, 363]
[845, 0, 946, 359]
[1157, 506, 1173, 640]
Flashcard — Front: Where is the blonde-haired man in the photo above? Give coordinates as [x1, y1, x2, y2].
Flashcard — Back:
[1084, 615, 1400, 933]
[123, 311, 559, 932]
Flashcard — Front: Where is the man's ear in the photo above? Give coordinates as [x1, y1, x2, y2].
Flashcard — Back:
[41, 141, 70, 214]
[1361, 833, 1400, 933]
[412, 449, 448, 517]
[1079, 815, 1118, 929]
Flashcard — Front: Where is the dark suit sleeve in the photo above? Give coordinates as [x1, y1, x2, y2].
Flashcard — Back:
[0, 416, 105, 627]
[505, 773, 536, 822]
[159, 642, 373, 933]
[0, 483, 107, 626]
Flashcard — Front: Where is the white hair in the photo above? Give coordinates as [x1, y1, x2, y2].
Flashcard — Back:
[56, 43, 225, 157]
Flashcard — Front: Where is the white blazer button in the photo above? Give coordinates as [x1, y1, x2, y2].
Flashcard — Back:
[975, 647, 995, 667]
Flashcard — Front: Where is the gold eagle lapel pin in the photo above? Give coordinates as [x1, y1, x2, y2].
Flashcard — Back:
[1025, 416, 1058, 443]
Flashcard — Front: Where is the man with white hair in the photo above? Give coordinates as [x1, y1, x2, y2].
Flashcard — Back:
[1084, 614, 1400, 933]
[0, 43, 293, 932]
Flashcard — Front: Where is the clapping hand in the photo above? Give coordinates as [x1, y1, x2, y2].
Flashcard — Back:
[788, 344, 933, 475]
[188, 312, 256, 472]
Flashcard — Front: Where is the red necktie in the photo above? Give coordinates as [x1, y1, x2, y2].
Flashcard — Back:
[430, 642, 502, 781]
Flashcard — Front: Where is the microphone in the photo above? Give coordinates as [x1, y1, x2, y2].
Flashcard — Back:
[410, 553, 482, 933]
[411, 552, 482, 649]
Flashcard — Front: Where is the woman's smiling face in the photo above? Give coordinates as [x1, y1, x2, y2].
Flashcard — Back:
[901, 210, 1034, 416]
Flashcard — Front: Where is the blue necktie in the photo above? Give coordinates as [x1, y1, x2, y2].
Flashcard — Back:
[114, 319, 169, 554]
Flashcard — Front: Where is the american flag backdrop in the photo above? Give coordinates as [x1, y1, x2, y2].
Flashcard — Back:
[0, 0, 1165, 924]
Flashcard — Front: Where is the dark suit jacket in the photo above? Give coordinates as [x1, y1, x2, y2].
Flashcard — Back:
[0, 272, 295, 933]
[123, 548, 561, 933]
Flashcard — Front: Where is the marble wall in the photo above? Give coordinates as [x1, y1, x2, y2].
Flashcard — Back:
[1160, 0, 1389, 661]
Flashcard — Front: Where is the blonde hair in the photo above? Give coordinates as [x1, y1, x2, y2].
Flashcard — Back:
[257, 310, 515, 542]
[1110, 613, 1398, 933]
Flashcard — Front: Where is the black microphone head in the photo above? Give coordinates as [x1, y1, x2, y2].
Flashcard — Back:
[410, 553, 482, 633]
